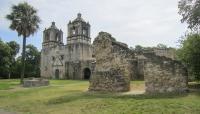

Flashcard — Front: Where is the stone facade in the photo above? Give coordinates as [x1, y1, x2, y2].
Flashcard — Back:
[143, 53, 188, 93]
[89, 68, 130, 92]
[89, 32, 132, 92]
[40, 13, 95, 80]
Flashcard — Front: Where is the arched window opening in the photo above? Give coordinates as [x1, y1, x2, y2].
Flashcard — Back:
[83, 68, 91, 80]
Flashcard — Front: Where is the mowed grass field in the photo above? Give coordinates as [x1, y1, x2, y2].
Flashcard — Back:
[0, 80, 200, 114]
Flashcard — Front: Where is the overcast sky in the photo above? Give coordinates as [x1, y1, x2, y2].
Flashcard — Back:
[0, 0, 187, 50]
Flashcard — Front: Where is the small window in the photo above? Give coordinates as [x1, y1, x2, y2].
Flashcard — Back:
[60, 55, 64, 60]
[45, 33, 49, 41]
[83, 29, 87, 35]
[72, 27, 76, 35]
[52, 56, 55, 61]
[92, 54, 95, 58]
[72, 30, 76, 35]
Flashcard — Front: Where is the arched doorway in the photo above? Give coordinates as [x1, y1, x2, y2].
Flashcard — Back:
[83, 68, 91, 80]
[55, 69, 59, 79]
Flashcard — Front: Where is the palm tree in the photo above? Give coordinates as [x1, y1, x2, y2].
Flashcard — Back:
[6, 2, 41, 84]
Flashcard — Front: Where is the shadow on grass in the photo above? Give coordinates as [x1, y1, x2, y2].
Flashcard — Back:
[189, 83, 200, 89]
[47, 91, 189, 105]
[188, 82, 200, 96]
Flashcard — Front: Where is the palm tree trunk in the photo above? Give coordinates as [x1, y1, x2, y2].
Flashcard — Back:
[20, 36, 26, 84]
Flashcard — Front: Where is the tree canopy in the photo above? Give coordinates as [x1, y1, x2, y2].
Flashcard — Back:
[0, 39, 12, 78]
[6, 2, 40, 38]
[156, 43, 167, 49]
[177, 33, 200, 81]
[0, 39, 40, 79]
[6, 2, 40, 83]
[7, 41, 20, 57]
[24, 44, 40, 77]
[134, 45, 143, 54]
[178, 0, 200, 31]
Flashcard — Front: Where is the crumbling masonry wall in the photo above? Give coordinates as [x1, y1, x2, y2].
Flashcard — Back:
[89, 32, 132, 92]
[89, 68, 130, 92]
[144, 53, 188, 94]
[89, 32, 188, 93]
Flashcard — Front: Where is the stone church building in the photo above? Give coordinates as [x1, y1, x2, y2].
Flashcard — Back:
[40, 13, 95, 80]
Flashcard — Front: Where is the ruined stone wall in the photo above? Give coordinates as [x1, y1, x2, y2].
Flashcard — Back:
[143, 53, 188, 94]
[89, 68, 130, 92]
[92, 32, 134, 72]
[89, 32, 133, 92]
[153, 48, 176, 60]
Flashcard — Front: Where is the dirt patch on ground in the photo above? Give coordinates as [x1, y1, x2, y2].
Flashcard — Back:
[122, 82, 145, 95]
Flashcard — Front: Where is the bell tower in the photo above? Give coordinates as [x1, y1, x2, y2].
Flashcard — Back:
[67, 13, 91, 44]
[42, 22, 63, 48]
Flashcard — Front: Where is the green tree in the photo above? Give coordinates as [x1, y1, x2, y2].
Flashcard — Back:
[0, 39, 12, 78]
[11, 57, 22, 79]
[178, 0, 200, 30]
[7, 41, 20, 78]
[11, 45, 40, 78]
[6, 2, 40, 84]
[177, 33, 200, 81]
[135, 45, 143, 54]
[157, 43, 167, 49]
[7, 41, 20, 57]
[25, 45, 40, 77]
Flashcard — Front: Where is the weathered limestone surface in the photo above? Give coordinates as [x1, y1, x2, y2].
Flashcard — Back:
[23, 78, 49, 87]
[89, 32, 131, 92]
[40, 14, 94, 80]
[89, 32, 188, 93]
[89, 68, 130, 92]
[143, 53, 188, 94]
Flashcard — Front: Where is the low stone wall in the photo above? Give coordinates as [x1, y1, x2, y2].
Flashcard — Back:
[144, 53, 188, 94]
[23, 78, 49, 87]
[89, 69, 130, 92]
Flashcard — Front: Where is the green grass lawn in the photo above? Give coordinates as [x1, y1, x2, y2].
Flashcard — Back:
[0, 79, 200, 114]
[0, 79, 19, 90]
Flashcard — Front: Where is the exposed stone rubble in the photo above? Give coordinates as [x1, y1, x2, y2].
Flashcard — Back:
[89, 31, 188, 93]
[89, 32, 132, 92]
[89, 68, 130, 92]
[143, 53, 188, 94]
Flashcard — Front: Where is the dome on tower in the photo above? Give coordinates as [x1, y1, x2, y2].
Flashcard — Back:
[46, 22, 58, 30]
[72, 13, 86, 23]
[43, 22, 63, 44]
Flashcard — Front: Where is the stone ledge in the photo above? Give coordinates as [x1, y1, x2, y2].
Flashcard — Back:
[23, 78, 49, 87]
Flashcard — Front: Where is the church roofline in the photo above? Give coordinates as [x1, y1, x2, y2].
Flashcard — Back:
[71, 13, 87, 23]
[44, 22, 62, 32]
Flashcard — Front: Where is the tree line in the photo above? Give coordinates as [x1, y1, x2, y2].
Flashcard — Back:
[178, 0, 200, 81]
[0, 39, 40, 79]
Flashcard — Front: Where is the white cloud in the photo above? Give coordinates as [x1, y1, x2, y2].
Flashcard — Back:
[0, 0, 187, 49]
